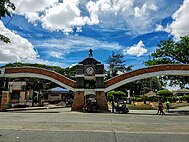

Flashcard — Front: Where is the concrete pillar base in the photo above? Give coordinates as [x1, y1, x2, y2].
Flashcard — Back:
[96, 91, 108, 112]
[1, 91, 9, 111]
[71, 91, 84, 111]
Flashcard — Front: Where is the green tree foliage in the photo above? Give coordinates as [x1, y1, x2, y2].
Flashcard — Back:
[0, 34, 11, 43]
[0, 0, 15, 43]
[182, 95, 189, 103]
[156, 90, 173, 98]
[144, 35, 189, 88]
[107, 91, 126, 100]
[0, 0, 15, 19]
[141, 95, 149, 104]
[106, 52, 132, 78]
[116, 77, 163, 96]
[1, 62, 76, 79]
[63, 66, 76, 80]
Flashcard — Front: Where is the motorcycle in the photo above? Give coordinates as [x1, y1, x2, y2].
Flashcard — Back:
[116, 100, 129, 114]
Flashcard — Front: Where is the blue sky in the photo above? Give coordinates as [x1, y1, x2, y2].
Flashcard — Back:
[1, 0, 189, 71]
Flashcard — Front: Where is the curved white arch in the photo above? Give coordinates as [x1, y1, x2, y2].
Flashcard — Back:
[4, 73, 75, 91]
[105, 70, 189, 92]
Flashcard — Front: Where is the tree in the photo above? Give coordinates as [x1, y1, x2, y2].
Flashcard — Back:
[107, 91, 126, 100]
[141, 95, 149, 104]
[63, 66, 76, 80]
[2, 62, 67, 77]
[115, 77, 163, 97]
[144, 35, 189, 88]
[156, 90, 173, 99]
[106, 52, 132, 78]
[0, 0, 15, 43]
[182, 95, 189, 103]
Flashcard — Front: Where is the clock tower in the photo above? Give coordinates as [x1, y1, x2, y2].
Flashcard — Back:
[71, 49, 108, 112]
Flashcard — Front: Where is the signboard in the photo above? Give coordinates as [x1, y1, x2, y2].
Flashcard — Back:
[8, 81, 26, 91]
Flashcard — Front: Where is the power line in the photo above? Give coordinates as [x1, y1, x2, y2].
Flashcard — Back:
[4, 0, 25, 27]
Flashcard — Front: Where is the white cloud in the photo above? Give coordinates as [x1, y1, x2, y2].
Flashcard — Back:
[123, 40, 147, 57]
[11, 0, 96, 33]
[10, 0, 161, 34]
[85, 0, 159, 33]
[12, 0, 58, 22]
[0, 21, 38, 63]
[10, 0, 181, 34]
[50, 51, 63, 59]
[36, 36, 122, 56]
[167, 0, 189, 40]
[134, 3, 158, 17]
[41, 0, 90, 33]
[155, 24, 165, 32]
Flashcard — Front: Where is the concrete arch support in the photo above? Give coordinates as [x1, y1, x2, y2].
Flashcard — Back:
[4, 67, 76, 91]
[105, 64, 189, 92]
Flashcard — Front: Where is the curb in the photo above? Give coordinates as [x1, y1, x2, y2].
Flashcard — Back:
[5, 106, 64, 112]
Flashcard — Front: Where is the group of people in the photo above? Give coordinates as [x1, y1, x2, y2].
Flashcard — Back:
[111, 99, 129, 113]
[156, 100, 170, 115]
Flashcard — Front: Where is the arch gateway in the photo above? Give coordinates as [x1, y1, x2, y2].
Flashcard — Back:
[1, 52, 189, 111]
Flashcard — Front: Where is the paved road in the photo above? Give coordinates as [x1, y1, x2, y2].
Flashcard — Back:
[0, 108, 189, 142]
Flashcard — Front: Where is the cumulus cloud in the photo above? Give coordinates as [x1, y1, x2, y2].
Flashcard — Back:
[85, 0, 159, 33]
[11, 0, 100, 33]
[167, 0, 189, 40]
[155, 24, 166, 32]
[10, 0, 162, 34]
[10, 0, 181, 34]
[12, 0, 58, 22]
[134, 3, 158, 17]
[123, 40, 147, 57]
[41, 0, 89, 33]
[0, 21, 38, 64]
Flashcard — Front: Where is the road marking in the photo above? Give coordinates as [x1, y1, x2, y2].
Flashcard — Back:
[1, 128, 189, 135]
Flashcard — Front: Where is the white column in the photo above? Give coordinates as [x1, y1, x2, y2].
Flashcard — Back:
[127, 90, 130, 98]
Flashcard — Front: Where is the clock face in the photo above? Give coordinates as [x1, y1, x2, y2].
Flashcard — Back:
[86, 66, 94, 75]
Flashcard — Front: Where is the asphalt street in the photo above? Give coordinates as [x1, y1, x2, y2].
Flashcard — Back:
[0, 108, 189, 142]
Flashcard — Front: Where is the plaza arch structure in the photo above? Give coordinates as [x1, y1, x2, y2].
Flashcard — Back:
[104, 64, 189, 92]
[0, 67, 76, 111]
[2, 64, 189, 112]
[1, 67, 76, 91]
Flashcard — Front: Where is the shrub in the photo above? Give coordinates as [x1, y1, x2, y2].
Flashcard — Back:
[156, 90, 173, 98]
[129, 103, 153, 110]
[166, 96, 173, 103]
[182, 95, 189, 103]
[107, 91, 126, 100]
[135, 97, 142, 102]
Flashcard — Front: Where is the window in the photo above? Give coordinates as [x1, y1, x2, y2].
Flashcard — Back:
[11, 92, 20, 100]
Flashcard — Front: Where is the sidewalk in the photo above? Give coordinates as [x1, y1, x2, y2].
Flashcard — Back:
[5, 105, 64, 112]
[169, 106, 189, 115]
[3, 105, 189, 115]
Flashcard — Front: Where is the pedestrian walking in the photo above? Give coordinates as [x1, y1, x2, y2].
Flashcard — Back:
[156, 102, 165, 115]
[164, 100, 170, 112]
